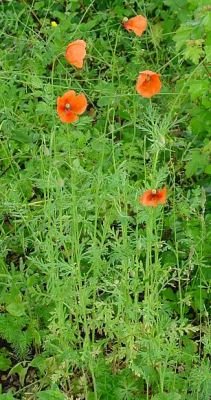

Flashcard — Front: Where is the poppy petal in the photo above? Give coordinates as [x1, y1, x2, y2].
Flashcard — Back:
[123, 15, 147, 37]
[58, 110, 79, 124]
[57, 90, 76, 110]
[136, 71, 162, 98]
[70, 93, 88, 115]
[139, 190, 157, 207]
[139, 188, 167, 207]
[157, 188, 167, 204]
[62, 90, 77, 103]
[57, 90, 88, 124]
[65, 40, 86, 69]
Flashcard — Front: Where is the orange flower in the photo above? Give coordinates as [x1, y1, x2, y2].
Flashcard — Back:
[139, 188, 167, 207]
[123, 15, 147, 37]
[57, 90, 87, 123]
[136, 70, 162, 98]
[65, 40, 86, 68]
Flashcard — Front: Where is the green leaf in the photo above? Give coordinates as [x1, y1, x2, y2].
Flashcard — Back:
[87, 393, 95, 400]
[95, 81, 116, 107]
[97, 95, 114, 107]
[10, 129, 35, 144]
[151, 23, 163, 46]
[192, 289, 208, 311]
[174, 25, 191, 50]
[204, 164, 211, 174]
[30, 355, 47, 374]
[152, 393, 181, 400]
[190, 108, 211, 134]
[30, 75, 43, 89]
[203, 141, 211, 153]
[0, 353, 12, 371]
[79, 16, 104, 32]
[162, 287, 177, 301]
[188, 79, 210, 100]
[184, 44, 204, 64]
[202, 96, 211, 108]
[185, 150, 209, 177]
[205, 45, 211, 62]
[9, 364, 28, 386]
[6, 302, 25, 317]
[36, 101, 51, 115]
[182, 336, 198, 354]
[37, 389, 67, 400]
[203, 13, 211, 32]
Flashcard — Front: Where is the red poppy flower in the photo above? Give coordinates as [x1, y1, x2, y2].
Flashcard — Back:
[123, 15, 147, 37]
[136, 70, 162, 98]
[57, 90, 87, 123]
[139, 188, 167, 207]
[65, 40, 86, 69]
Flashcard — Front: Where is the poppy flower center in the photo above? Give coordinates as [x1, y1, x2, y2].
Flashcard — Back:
[65, 103, 71, 111]
[151, 189, 157, 195]
[145, 75, 152, 82]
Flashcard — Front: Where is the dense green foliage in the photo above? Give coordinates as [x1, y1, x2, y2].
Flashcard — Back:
[0, 1, 210, 399]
